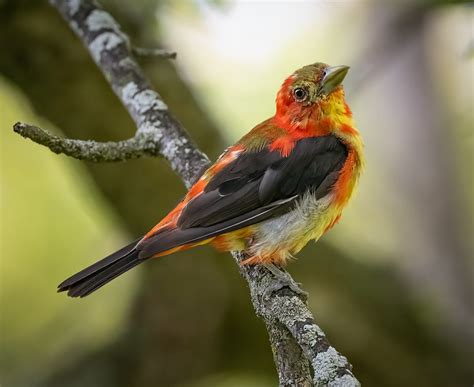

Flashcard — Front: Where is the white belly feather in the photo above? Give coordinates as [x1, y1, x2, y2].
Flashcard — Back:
[249, 191, 337, 261]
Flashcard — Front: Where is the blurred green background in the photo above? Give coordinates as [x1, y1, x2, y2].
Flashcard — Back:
[1, 0, 473, 386]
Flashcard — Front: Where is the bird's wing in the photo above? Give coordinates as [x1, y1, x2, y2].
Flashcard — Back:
[138, 135, 348, 258]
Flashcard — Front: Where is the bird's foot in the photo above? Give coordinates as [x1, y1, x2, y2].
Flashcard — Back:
[262, 263, 308, 299]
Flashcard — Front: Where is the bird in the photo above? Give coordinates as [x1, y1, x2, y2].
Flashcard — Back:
[58, 63, 364, 298]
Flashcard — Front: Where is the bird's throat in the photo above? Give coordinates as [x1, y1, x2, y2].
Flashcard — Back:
[273, 89, 364, 167]
[275, 90, 356, 138]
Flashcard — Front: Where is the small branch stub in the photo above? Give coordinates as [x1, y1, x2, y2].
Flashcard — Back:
[132, 46, 177, 59]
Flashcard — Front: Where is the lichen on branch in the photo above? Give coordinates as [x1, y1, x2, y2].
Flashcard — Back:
[13, 122, 154, 162]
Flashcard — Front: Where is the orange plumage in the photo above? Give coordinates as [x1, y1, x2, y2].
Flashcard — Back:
[59, 63, 364, 297]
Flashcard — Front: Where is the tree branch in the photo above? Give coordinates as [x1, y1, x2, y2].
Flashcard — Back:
[49, 0, 208, 188]
[14, 0, 359, 385]
[13, 122, 159, 162]
[235, 252, 358, 386]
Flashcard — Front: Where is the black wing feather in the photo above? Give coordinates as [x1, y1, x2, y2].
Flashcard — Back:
[178, 135, 347, 229]
[137, 196, 297, 259]
[139, 135, 348, 258]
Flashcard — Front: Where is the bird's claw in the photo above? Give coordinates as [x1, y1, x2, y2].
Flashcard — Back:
[262, 263, 308, 299]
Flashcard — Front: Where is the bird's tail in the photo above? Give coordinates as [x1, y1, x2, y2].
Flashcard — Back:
[57, 238, 143, 298]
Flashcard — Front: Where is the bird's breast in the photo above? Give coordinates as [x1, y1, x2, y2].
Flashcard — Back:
[248, 191, 340, 260]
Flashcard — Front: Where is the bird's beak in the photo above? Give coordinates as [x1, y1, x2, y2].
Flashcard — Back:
[320, 65, 350, 95]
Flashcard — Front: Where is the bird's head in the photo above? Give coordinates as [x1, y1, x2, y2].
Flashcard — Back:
[275, 63, 355, 137]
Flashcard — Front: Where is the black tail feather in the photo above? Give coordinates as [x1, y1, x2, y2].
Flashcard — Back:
[58, 238, 144, 298]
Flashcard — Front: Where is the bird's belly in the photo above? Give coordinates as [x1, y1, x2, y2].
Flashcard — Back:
[249, 192, 340, 264]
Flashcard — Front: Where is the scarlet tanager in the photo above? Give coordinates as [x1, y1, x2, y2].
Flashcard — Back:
[59, 63, 364, 297]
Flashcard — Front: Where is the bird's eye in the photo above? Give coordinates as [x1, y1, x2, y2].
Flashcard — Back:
[293, 87, 307, 102]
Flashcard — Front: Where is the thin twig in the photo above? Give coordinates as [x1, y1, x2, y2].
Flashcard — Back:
[14, 122, 157, 162]
[132, 46, 177, 59]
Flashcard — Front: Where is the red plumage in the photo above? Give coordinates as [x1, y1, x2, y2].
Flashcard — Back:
[59, 63, 364, 297]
